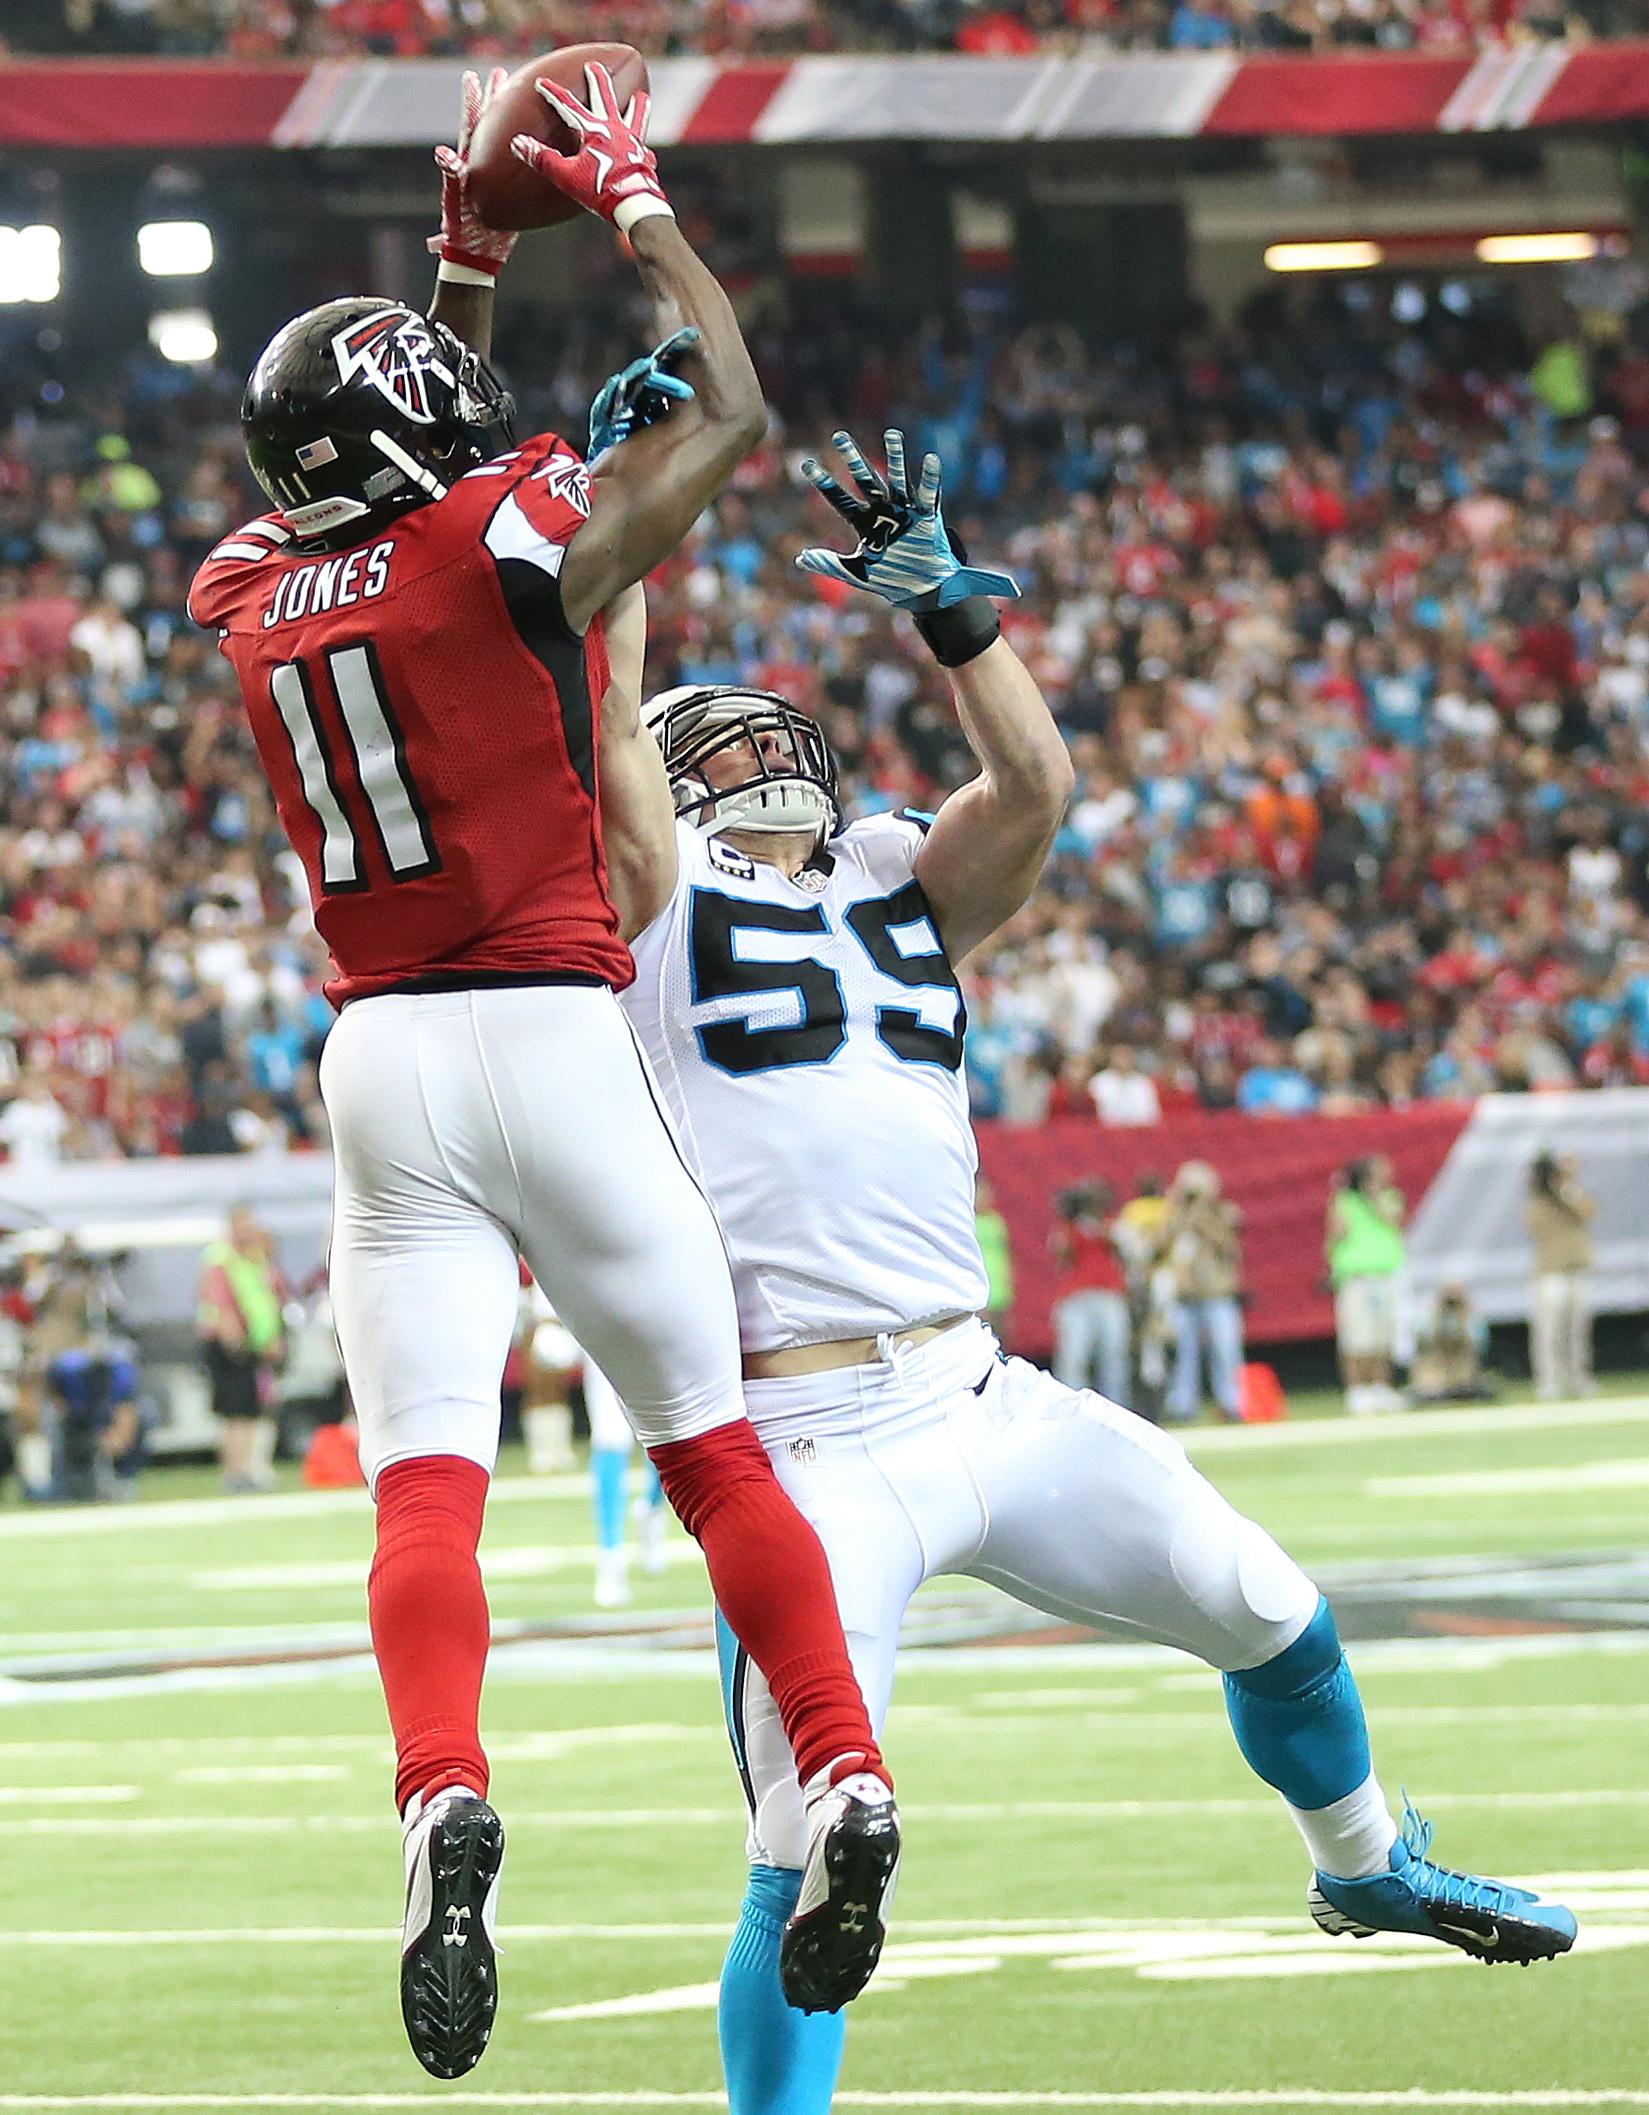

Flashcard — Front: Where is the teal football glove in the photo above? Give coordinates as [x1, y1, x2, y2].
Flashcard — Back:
[587, 326, 699, 465]
[795, 428, 1019, 612]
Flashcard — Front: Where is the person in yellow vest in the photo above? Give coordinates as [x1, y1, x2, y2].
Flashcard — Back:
[198, 1204, 287, 1492]
[1327, 1157, 1407, 1416]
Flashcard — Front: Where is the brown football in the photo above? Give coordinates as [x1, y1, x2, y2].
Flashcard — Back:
[465, 44, 650, 233]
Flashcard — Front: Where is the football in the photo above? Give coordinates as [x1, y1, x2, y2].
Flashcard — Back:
[466, 43, 650, 233]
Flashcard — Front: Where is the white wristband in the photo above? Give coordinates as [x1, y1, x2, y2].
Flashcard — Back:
[614, 194, 675, 237]
[436, 259, 499, 288]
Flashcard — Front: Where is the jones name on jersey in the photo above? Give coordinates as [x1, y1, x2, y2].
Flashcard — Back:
[621, 811, 988, 1352]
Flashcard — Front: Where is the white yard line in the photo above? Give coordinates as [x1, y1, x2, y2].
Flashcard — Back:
[0, 1471, 588, 1540]
[1367, 1459, 1649, 1498]
[1184, 1394, 1649, 1453]
[0, 1915, 1293, 1947]
[2, 2094, 1648, 2109]
[0, 1785, 136, 1804]
[12, 1786, 1649, 1837]
[1, 1395, 1642, 1549]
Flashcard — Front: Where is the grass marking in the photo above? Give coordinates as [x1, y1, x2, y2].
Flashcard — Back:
[2, 2094, 1648, 2108]
[1367, 1460, 1649, 1499]
[12, 1788, 1649, 1837]
[1184, 1394, 1649, 1453]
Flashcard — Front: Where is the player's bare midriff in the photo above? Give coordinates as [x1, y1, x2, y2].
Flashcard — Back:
[742, 1313, 974, 1380]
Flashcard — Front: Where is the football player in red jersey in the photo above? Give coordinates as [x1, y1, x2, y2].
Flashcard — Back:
[188, 67, 897, 2080]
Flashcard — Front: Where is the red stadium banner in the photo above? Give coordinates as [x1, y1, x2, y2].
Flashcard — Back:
[7, 45, 1649, 150]
[976, 1103, 1472, 1359]
[0, 58, 308, 148]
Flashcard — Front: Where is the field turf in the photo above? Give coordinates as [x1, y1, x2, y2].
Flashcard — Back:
[2, 1390, 1647, 2111]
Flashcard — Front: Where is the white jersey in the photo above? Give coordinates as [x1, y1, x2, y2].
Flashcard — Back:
[621, 814, 988, 1352]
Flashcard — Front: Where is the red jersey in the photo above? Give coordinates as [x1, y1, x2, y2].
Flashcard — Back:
[187, 431, 629, 1006]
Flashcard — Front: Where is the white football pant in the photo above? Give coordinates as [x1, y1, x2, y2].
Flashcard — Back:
[320, 983, 744, 1489]
[725, 1317, 1319, 1871]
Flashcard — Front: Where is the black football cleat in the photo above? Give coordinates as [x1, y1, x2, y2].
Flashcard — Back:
[780, 1767, 901, 2013]
[399, 1787, 505, 2078]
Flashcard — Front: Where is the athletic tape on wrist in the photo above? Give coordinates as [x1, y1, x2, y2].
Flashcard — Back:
[614, 194, 675, 236]
[914, 597, 1001, 669]
[436, 258, 500, 287]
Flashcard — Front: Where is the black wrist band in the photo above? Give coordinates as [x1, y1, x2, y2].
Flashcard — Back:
[913, 596, 1001, 668]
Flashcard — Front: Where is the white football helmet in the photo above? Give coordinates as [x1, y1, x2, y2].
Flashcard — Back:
[643, 685, 841, 846]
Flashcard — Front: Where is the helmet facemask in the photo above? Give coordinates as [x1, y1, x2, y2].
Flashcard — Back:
[644, 687, 841, 848]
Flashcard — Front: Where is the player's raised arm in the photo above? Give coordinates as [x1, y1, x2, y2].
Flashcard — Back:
[597, 580, 681, 937]
[425, 69, 519, 363]
[509, 64, 766, 634]
[796, 429, 1073, 962]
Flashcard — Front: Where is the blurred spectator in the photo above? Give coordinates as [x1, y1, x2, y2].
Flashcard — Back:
[13, 1245, 144, 1502]
[1327, 1156, 1408, 1415]
[1090, 1045, 1161, 1127]
[197, 1203, 286, 1492]
[0, 1076, 71, 1166]
[1049, 1177, 1130, 1404]
[1526, 1150, 1596, 1400]
[1162, 1160, 1245, 1424]
[975, 1176, 1016, 1339]
[276, 1268, 348, 1450]
[0, 265, 1647, 1150]
[1408, 1281, 1496, 1405]
[8, 0, 1599, 57]
[1114, 1170, 1172, 1401]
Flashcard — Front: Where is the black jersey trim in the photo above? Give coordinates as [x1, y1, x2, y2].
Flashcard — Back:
[341, 971, 608, 1005]
[490, 551, 597, 806]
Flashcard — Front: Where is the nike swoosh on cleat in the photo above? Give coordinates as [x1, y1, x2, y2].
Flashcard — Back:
[1439, 1919, 1497, 1947]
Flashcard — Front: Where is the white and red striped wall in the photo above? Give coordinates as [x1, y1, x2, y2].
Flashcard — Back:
[4, 42, 1649, 150]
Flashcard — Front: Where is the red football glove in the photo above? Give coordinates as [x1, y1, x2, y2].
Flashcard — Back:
[428, 67, 518, 279]
[510, 61, 673, 236]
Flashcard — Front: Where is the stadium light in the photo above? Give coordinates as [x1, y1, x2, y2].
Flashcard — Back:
[0, 225, 61, 304]
[137, 219, 214, 277]
[149, 308, 218, 364]
[1475, 231, 1598, 266]
[1263, 241, 1383, 274]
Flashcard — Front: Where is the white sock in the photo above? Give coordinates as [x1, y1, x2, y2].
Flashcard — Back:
[250, 1418, 277, 1480]
[17, 1431, 52, 1492]
[1288, 1769, 1399, 1879]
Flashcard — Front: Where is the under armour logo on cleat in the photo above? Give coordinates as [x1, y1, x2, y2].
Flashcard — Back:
[443, 1906, 471, 1947]
[840, 1902, 869, 1934]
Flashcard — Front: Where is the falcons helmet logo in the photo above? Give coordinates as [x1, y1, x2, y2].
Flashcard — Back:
[330, 309, 452, 426]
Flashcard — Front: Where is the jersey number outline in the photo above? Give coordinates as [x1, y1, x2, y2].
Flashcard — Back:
[269, 642, 439, 893]
[689, 881, 964, 1076]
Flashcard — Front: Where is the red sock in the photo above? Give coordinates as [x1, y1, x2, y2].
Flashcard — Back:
[649, 1423, 886, 1791]
[369, 1455, 491, 1815]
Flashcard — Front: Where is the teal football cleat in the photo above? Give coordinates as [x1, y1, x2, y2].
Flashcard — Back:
[1309, 1799, 1577, 1965]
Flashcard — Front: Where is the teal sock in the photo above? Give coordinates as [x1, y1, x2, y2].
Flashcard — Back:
[592, 1447, 629, 1550]
[1223, 1596, 1371, 1809]
[719, 1865, 847, 2115]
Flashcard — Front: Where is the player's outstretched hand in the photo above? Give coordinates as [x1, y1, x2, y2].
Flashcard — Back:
[510, 63, 673, 235]
[795, 429, 1019, 612]
[429, 67, 519, 279]
[588, 327, 700, 466]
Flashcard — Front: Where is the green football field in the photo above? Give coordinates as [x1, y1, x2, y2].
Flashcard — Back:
[3, 1392, 1648, 2111]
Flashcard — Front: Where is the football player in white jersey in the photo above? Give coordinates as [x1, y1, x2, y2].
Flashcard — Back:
[597, 432, 1576, 2115]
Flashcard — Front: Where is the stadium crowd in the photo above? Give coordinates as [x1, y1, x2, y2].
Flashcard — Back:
[0, 267, 1647, 1161]
[4, 0, 1610, 62]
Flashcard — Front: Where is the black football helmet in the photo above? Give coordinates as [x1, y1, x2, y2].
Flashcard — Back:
[241, 298, 516, 543]
[643, 685, 841, 846]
